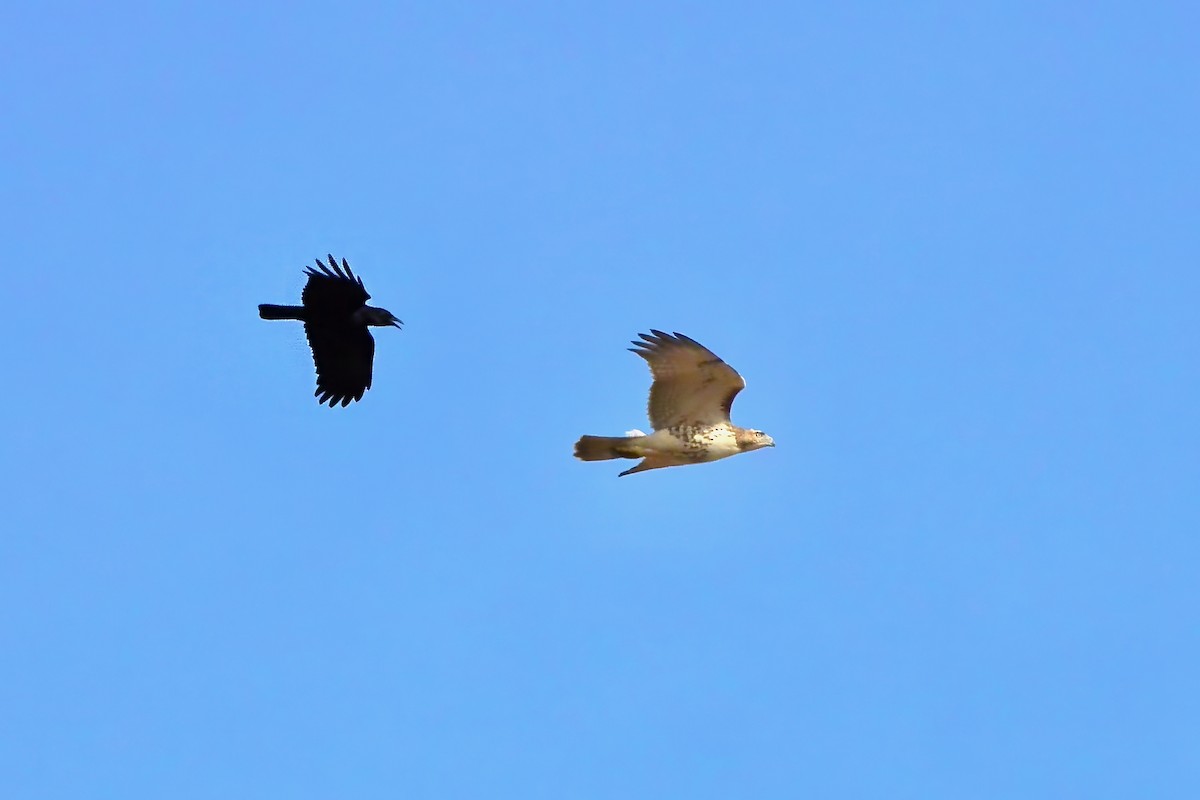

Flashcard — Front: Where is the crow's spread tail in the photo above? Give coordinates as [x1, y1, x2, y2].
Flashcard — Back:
[258, 304, 305, 321]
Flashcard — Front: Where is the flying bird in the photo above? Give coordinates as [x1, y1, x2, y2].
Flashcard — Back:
[258, 255, 402, 407]
[574, 330, 774, 476]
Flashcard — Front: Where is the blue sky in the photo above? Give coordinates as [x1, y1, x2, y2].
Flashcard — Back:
[2, 1, 1197, 797]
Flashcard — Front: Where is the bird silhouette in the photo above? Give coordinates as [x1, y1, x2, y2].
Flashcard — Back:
[259, 255, 402, 407]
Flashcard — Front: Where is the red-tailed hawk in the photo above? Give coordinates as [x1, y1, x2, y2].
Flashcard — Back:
[574, 330, 775, 476]
[259, 255, 403, 407]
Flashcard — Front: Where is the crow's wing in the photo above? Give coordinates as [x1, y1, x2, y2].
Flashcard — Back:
[301, 255, 370, 316]
[304, 321, 376, 407]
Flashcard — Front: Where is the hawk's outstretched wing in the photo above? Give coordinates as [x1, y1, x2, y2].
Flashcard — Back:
[629, 330, 746, 429]
[302, 255, 370, 316]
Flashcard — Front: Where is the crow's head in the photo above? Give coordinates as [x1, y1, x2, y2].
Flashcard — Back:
[358, 306, 404, 328]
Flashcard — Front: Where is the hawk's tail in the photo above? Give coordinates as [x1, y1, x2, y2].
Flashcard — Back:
[258, 304, 306, 321]
[574, 435, 641, 461]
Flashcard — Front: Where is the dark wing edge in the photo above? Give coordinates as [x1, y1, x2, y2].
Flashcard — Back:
[628, 329, 725, 365]
[302, 254, 371, 301]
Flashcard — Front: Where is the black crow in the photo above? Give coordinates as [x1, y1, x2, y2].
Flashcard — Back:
[259, 255, 402, 407]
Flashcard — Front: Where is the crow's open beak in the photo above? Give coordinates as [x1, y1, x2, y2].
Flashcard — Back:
[392, 319, 404, 328]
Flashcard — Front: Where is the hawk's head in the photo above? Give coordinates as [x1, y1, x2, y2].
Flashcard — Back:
[737, 429, 775, 451]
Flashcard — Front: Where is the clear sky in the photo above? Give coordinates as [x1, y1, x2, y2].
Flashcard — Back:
[2, 1, 1197, 797]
